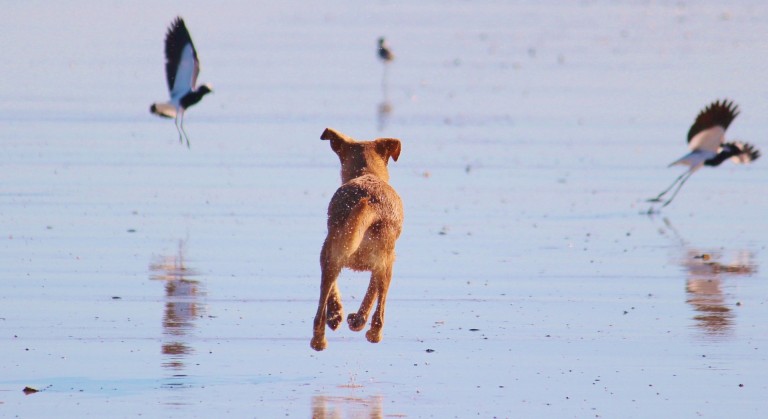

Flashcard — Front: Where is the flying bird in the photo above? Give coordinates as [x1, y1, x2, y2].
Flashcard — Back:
[150, 17, 212, 147]
[648, 99, 760, 207]
[377, 37, 394, 63]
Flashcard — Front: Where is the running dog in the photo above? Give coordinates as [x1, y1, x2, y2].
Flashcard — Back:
[310, 128, 403, 351]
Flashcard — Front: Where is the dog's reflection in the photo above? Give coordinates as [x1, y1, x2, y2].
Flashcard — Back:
[311, 395, 383, 419]
[657, 218, 757, 339]
[150, 240, 204, 375]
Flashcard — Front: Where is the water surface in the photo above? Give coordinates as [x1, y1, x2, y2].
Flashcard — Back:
[1, 1, 767, 417]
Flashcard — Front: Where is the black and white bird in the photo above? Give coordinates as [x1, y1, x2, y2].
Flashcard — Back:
[150, 17, 212, 147]
[648, 99, 760, 207]
[377, 37, 394, 63]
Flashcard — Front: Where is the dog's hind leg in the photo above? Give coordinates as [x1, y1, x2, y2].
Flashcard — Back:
[311, 247, 342, 351]
[365, 263, 393, 344]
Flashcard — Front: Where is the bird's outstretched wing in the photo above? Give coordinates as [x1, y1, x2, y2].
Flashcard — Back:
[688, 100, 739, 141]
[164, 17, 200, 100]
[727, 141, 761, 164]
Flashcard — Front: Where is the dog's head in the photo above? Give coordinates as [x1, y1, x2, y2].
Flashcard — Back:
[321, 128, 401, 183]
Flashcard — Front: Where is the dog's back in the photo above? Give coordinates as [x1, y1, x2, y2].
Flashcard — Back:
[326, 174, 403, 271]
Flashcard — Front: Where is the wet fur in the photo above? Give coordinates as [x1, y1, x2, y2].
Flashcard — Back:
[311, 128, 403, 351]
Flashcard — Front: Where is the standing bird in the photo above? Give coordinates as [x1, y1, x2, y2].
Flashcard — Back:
[648, 99, 760, 207]
[150, 17, 213, 148]
[377, 37, 394, 63]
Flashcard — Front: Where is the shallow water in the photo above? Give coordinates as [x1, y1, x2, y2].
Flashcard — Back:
[1, 1, 768, 417]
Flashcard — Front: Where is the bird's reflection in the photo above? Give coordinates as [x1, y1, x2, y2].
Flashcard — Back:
[657, 218, 757, 340]
[377, 69, 393, 131]
[149, 240, 204, 387]
[377, 99, 392, 132]
[682, 249, 754, 338]
[312, 394, 384, 419]
[377, 37, 393, 132]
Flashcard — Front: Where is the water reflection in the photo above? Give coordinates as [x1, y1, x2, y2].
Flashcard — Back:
[377, 100, 392, 132]
[658, 218, 757, 339]
[312, 395, 384, 419]
[149, 240, 204, 387]
[377, 64, 393, 131]
[682, 249, 755, 338]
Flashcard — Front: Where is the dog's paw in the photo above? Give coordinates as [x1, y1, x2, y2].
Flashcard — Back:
[310, 336, 327, 351]
[365, 329, 382, 343]
[347, 313, 367, 331]
[327, 309, 344, 330]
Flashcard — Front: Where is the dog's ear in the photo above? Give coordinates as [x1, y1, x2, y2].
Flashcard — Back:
[321, 128, 354, 155]
[374, 138, 401, 162]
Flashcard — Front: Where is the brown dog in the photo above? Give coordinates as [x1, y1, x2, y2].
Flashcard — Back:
[310, 128, 403, 351]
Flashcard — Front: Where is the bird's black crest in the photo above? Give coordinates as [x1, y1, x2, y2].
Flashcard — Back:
[180, 87, 212, 109]
[164, 17, 197, 92]
[687, 99, 739, 143]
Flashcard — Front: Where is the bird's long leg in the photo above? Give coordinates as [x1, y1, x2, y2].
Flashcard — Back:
[381, 63, 389, 90]
[648, 170, 690, 202]
[174, 113, 183, 144]
[661, 171, 694, 207]
[179, 111, 191, 148]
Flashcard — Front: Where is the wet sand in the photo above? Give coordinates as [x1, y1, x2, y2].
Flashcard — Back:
[1, 1, 767, 417]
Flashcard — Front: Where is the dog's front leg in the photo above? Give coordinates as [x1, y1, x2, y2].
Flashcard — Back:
[347, 278, 378, 332]
[326, 282, 344, 330]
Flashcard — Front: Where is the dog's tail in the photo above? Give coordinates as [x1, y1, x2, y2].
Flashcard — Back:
[328, 197, 376, 260]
